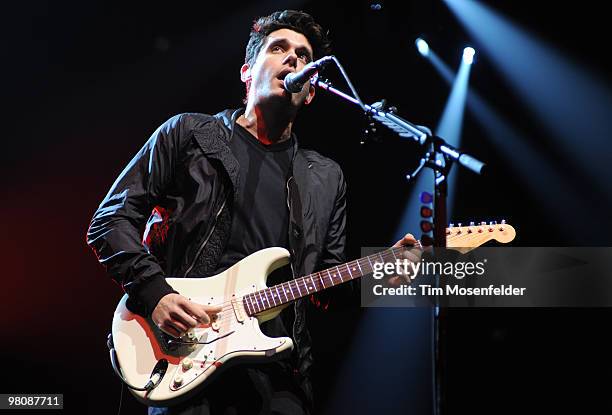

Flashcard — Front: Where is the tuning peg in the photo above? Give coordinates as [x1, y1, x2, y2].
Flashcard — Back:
[469, 221, 475, 226]
[499, 219, 506, 231]
[449, 223, 454, 228]
[457, 222, 462, 227]
[480, 221, 486, 226]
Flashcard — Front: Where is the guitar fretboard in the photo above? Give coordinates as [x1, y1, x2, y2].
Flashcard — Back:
[241, 246, 408, 316]
[240, 221, 514, 315]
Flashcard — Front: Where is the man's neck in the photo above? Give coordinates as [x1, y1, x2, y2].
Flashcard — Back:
[238, 102, 296, 145]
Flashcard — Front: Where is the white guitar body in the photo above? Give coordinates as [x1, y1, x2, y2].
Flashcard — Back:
[112, 247, 294, 407]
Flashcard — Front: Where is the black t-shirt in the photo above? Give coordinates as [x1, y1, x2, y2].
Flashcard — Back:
[177, 124, 307, 410]
[214, 123, 297, 352]
[214, 123, 294, 273]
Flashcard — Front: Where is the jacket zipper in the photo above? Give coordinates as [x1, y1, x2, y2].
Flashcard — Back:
[286, 176, 297, 276]
[183, 197, 227, 277]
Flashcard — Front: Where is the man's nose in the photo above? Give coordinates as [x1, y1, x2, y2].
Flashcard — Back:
[282, 51, 298, 68]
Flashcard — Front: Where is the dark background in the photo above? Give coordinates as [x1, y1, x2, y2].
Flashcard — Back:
[2, 1, 611, 414]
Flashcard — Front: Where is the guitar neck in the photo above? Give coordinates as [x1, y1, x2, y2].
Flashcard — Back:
[242, 246, 403, 316]
[242, 222, 515, 316]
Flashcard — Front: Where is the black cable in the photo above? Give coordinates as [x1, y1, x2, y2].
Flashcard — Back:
[330, 56, 367, 111]
[108, 333, 162, 392]
[116, 381, 124, 415]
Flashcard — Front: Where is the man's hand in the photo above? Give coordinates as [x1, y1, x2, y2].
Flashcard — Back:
[151, 293, 222, 338]
[388, 233, 423, 286]
[393, 233, 419, 249]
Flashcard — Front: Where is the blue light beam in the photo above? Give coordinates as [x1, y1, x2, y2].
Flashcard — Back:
[444, 0, 612, 200]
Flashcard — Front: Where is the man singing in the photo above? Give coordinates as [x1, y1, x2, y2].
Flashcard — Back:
[87, 9, 416, 414]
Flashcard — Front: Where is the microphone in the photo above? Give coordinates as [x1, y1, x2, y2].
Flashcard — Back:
[283, 55, 334, 93]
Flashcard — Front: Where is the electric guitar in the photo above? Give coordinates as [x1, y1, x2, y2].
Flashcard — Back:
[110, 222, 516, 407]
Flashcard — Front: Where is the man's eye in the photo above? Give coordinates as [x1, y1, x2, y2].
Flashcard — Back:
[299, 54, 311, 62]
[272, 45, 284, 53]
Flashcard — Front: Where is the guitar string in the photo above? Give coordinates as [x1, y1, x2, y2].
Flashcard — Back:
[184, 246, 410, 327]
[178, 228, 506, 327]
[187, 228, 502, 315]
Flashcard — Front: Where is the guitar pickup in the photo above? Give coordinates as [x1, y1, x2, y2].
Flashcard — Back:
[231, 298, 246, 323]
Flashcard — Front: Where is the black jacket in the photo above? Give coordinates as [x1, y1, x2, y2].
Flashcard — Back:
[86, 108, 347, 384]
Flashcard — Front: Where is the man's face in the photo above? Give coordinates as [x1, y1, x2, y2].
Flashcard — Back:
[241, 28, 316, 108]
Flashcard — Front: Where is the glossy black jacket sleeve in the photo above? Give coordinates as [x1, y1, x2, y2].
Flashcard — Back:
[317, 167, 358, 307]
[86, 115, 187, 316]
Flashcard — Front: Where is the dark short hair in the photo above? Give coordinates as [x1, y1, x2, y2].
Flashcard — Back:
[245, 10, 332, 66]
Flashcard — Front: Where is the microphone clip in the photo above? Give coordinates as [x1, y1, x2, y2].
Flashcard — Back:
[361, 99, 396, 145]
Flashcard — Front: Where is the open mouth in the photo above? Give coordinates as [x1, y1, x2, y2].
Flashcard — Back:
[276, 69, 293, 81]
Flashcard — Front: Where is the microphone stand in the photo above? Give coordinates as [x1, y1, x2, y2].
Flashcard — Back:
[312, 75, 485, 415]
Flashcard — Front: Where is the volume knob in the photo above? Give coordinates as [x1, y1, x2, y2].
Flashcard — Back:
[182, 358, 193, 371]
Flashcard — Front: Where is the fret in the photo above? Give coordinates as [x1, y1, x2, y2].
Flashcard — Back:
[265, 290, 273, 307]
[247, 248, 416, 311]
[301, 277, 311, 293]
[295, 280, 303, 297]
[326, 269, 334, 286]
[302, 277, 311, 293]
[251, 293, 261, 313]
[286, 282, 295, 300]
[391, 248, 398, 262]
[331, 266, 341, 283]
[366, 256, 374, 273]
[258, 291, 267, 310]
[377, 252, 386, 269]
[275, 286, 284, 305]
[267, 288, 278, 307]
[317, 272, 326, 289]
[269, 289, 276, 306]
[345, 263, 353, 279]
[309, 275, 317, 291]
[296, 278, 305, 295]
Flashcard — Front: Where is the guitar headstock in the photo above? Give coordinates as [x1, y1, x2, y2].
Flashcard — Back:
[445, 220, 516, 252]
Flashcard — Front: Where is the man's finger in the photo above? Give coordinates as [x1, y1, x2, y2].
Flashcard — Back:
[393, 233, 418, 248]
[401, 248, 422, 262]
[202, 304, 223, 316]
[181, 300, 210, 324]
[401, 233, 417, 245]
[170, 308, 199, 329]
[182, 300, 222, 325]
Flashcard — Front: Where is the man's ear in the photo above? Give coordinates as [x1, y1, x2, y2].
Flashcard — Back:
[240, 63, 251, 83]
[304, 84, 316, 105]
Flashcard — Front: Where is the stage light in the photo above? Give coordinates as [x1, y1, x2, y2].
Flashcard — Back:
[394, 43, 473, 243]
[463, 47, 475, 64]
[444, 0, 612, 206]
[415, 38, 429, 56]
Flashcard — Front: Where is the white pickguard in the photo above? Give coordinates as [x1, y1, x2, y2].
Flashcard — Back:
[112, 247, 294, 407]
